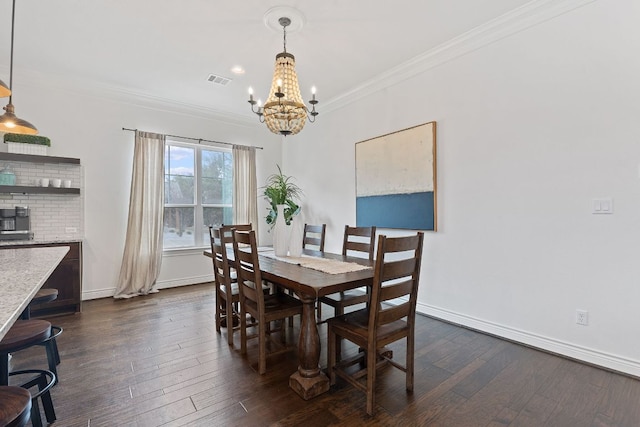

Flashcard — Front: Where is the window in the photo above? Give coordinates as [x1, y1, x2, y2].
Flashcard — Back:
[163, 141, 233, 249]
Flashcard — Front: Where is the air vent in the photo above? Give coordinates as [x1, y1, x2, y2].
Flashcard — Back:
[207, 74, 232, 86]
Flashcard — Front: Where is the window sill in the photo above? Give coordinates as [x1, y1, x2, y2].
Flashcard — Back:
[162, 246, 208, 257]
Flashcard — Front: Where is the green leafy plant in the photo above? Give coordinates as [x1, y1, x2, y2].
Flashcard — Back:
[3, 133, 51, 146]
[263, 165, 302, 228]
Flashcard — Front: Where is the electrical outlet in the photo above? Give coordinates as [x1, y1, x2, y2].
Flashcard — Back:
[576, 310, 589, 326]
[65, 227, 77, 233]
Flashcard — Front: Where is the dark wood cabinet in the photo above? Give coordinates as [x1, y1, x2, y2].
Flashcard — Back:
[3, 241, 82, 317]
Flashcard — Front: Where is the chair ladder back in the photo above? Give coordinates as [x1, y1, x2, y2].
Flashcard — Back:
[342, 225, 377, 260]
[369, 232, 424, 329]
[221, 223, 252, 244]
[210, 227, 232, 287]
[303, 224, 326, 251]
[232, 230, 264, 308]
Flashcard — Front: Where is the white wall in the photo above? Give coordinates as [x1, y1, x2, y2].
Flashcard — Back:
[284, 1, 640, 375]
[3, 81, 281, 300]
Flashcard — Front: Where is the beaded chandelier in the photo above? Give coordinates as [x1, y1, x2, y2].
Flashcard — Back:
[248, 17, 318, 136]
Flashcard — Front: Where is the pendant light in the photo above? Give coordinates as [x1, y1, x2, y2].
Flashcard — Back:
[0, 0, 38, 135]
[0, 79, 9, 98]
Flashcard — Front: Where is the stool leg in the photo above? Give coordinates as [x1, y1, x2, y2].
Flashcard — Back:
[44, 342, 58, 385]
[30, 397, 43, 427]
[52, 337, 60, 365]
[51, 326, 62, 365]
[36, 373, 56, 423]
[0, 353, 8, 386]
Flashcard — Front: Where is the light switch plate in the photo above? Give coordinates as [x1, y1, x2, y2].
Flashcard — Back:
[592, 198, 613, 214]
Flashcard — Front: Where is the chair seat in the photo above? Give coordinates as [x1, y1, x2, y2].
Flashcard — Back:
[0, 320, 51, 353]
[224, 281, 271, 298]
[0, 386, 31, 427]
[327, 309, 409, 347]
[31, 289, 58, 305]
[320, 289, 368, 306]
[243, 293, 303, 320]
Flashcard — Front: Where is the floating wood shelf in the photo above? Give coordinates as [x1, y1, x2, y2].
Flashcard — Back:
[0, 185, 80, 195]
[0, 152, 81, 165]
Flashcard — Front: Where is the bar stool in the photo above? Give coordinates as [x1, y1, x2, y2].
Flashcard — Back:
[0, 320, 57, 426]
[8, 370, 56, 427]
[19, 288, 63, 383]
[0, 386, 31, 427]
[20, 288, 58, 320]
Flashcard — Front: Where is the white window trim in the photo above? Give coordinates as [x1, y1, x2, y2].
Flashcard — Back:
[163, 139, 232, 252]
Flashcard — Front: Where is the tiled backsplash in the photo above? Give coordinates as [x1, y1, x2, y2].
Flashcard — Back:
[0, 160, 84, 243]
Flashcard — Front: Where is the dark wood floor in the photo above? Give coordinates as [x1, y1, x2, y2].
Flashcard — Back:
[10, 283, 640, 426]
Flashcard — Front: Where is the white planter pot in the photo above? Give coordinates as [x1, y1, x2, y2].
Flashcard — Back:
[273, 204, 290, 257]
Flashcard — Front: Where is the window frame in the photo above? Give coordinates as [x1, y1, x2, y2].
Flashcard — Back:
[163, 139, 233, 251]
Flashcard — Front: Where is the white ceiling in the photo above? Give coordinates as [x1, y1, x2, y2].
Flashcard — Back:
[0, 0, 534, 120]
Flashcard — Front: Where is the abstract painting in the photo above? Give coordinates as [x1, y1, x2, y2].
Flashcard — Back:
[355, 121, 437, 231]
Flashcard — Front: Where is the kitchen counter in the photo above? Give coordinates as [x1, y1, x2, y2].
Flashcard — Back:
[0, 246, 69, 341]
[0, 238, 82, 247]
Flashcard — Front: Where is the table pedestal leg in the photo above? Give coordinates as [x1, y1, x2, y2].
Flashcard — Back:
[289, 295, 329, 399]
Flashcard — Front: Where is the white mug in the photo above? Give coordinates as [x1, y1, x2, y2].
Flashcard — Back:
[52, 179, 62, 188]
[62, 179, 72, 188]
[40, 178, 50, 187]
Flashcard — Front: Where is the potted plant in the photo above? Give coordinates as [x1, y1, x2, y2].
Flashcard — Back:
[263, 165, 302, 227]
[262, 165, 302, 256]
[4, 133, 51, 155]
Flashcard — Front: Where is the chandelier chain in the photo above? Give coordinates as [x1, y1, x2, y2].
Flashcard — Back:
[282, 23, 287, 53]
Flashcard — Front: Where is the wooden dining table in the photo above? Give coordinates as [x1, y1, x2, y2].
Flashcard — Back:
[203, 247, 374, 400]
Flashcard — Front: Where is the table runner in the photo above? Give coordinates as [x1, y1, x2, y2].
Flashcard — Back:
[259, 250, 372, 275]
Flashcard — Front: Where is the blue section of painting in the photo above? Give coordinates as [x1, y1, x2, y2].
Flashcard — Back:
[356, 192, 434, 230]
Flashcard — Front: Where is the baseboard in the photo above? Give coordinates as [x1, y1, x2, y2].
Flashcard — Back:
[154, 275, 213, 290]
[82, 288, 116, 300]
[82, 275, 213, 300]
[418, 302, 640, 378]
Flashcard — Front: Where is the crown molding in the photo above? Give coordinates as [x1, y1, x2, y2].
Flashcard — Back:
[323, 0, 598, 113]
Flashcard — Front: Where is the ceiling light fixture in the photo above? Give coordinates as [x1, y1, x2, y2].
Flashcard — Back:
[248, 16, 318, 136]
[231, 66, 245, 75]
[0, 0, 38, 135]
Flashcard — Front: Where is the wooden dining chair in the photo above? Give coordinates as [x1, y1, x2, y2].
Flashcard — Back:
[302, 223, 326, 252]
[232, 229, 303, 374]
[209, 226, 240, 346]
[327, 231, 424, 416]
[317, 225, 376, 322]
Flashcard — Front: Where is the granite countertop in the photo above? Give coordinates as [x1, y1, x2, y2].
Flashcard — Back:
[0, 238, 83, 247]
[0, 246, 69, 341]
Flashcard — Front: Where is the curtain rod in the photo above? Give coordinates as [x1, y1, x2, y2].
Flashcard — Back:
[121, 128, 263, 150]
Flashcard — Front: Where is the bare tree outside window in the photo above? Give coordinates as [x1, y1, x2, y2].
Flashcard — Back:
[163, 142, 232, 249]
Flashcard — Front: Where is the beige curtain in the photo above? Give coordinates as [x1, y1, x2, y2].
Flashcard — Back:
[232, 145, 258, 237]
[114, 131, 165, 299]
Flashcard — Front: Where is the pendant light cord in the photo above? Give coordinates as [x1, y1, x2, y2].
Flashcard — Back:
[8, 0, 16, 103]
